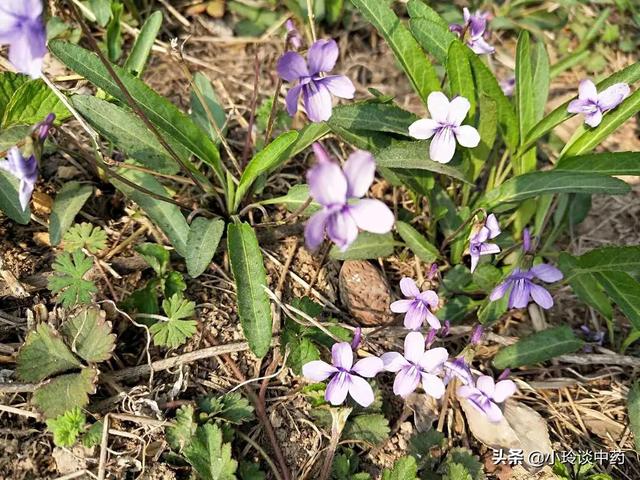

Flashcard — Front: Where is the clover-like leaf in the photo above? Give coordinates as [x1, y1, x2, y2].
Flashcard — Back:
[48, 250, 97, 307]
[63, 223, 108, 253]
[46, 407, 86, 447]
[16, 323, 81, 382]
[183, 423, 238, 480]
[61, 307, 116, 363]
[150, 295, 198, 349]
[33, 367, 98, 418]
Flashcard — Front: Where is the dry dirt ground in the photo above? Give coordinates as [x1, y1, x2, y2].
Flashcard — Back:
[1, 3, 640, 480]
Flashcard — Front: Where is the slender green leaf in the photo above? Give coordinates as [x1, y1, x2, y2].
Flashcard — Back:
[563, 246, 640, 277]
[190, 72, 226, 144]
[49, 182, 93, 246]
[531, 41, 550, 122]
[106, 2, 123, 62]
[516, 31, 535, 148]
[350, 0, 440, 103]
[2, 79, 70, 128]
[596, 271, 640, 330]
[479, 171, 630, 210]
[469, 94, 497, 179]
[330, 232, 398, 260]
[563, 88, 640, 157]
[522, 60, 640, 152]
[408, 17, 453, 64]
[233, 131, 299, 211]
[556, 152, 640, 175]
[123, 11, 162, 76]
[628, 380, 640, 452]
[227, 223, 273, 357]
[49, 40, 224, 183]
[185, 218, 225, 278]
[447, 41, 475, 118]
[558, 253, 612, 319]
[89, 0, 112, 26]
[493, 326, 584, 369]
[328, 102, 418, 136]
[406, 0, 448, 27]
[396, 221, 439, 263]
[72, 95, 183, 174]
[0, 167, 30, 224]
[328, 124, 397, 153]
[112, 167, 190, 257]
[259, 184, 320, 215]
[375, 141, 472, 184]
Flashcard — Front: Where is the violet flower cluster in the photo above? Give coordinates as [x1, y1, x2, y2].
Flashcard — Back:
[0, 0, 47, 78]
[567, 79, 630, 128]
[277, 39, 355, 122]
[449, 8, 495, 55]
[468, 214, 501, 272]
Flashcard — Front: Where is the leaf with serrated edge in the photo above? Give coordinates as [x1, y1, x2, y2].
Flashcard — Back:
[186, 217, 225, 277]
[227, 223, 273, 358]
[167, 404, 196, 452]
[49, 182, 93, 246]
[17, 323, 81, 382]
[183, 423, 238, 480]
[61, 307, 116, 363]
[343, 413, 390, 445]
[33, 367, 98, 419]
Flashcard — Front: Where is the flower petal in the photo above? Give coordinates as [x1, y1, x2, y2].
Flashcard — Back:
[530, 264, 563, 282]
[476, 375, 495, 397]
[352, 356, 383, 378]
[424, 310, 442, 330]
[307, 39, 339, 75]
[303, 82, 334, 122]
[285, 84, 303, 116]
[342, 150, 375, 198]
[327, 210, 359, 251]
[492, 379, 516, 403]
[597, 83, 630, 111]
[348, 375, 375, 407]
[302, 360, 338, 381]
[489, 279, 511, 301]
[331, 342, 353, 370]
[8, 27, 45, 79]
[578, 79, 598, 101]
[567, 98, 593, 114]
[454, 125, 481, 148]
[470, 252, 480, 273]
[18, 180, 33, 211]
[509, 278, 530, 309]
[381, 352, 410, 372]
[457, 386, 478, 399]
[393, 366, 421, 397]
[319, 75, 355, 99]
[429, 127, 457, 164]
[348, 199, 395, 234]
[447, 96, 471, 126]
[417, 290, 439, 308]
[484, 401, 504, 423]
[390, 299, 413, 313]
[307, 159, 347, 206]
[584, 110, 603, 128]
[468, 37, 495, 55]
[276, 52, 309, 82]
[403, 331, 425, 364]
[408, 118, 439, 140]
[529, 283, 554, 309]
[421, 373, 446, 399]
[399, 277, 420, 298]
[419, 347, 449, 372]
[479, 242, 500, 255]
[427, 91, 450, 123]
[325, 371, 350, 405]
[304, 210, 330, 250]
[404, 301, 427, 330]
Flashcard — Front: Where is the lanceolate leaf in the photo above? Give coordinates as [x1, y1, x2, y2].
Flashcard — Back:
[562, 246, 640, 278]
[33, 368, 98, 419]
[328, 124, 397, 153]
[260, 184, 320, 215]
[493, 326, 584, 369]
[233, 131, 299, 212]
[49, 182, 94, 246]
[185, 217, 225, 278]
[16, 324, 81, 382]
[330, 232, 398, 260]
[447, 41, 475, 118]
[556, 152, 640, 175]
[558, 253, 613, 320]
[190, 71, 227, 143]
[227, 223, 273, 357]
[375, 141, 472, 184]
[112, 167, 190, 257]
[596, 271, 640, 330]
[123, 10, 162, 77]
[479, 171, 630, 210]
[49, 40, 224, 184]
[562, 88, 640, 158]
[469, 94, 497, 179]
[396, 221, 439, 263]
[531, 41, 550, 123]
[350, 0, 440, 104]
[515, 31, 536, 175]
[328, 103, 418, 136]
[61, 307, 116, 363]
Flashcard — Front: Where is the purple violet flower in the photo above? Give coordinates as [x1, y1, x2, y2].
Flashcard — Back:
[35, 113, 56, 141]
[457, 375, 516, 423]
[444, 357, 473, 386]
[0, 146, 37, 210]
[500, 76, 515, 97]
[489, 264, 563, 310]
[390, 277, 441, 330]
[470, 324, 484, 345]
[305, 143, 395, 251]
[285, 19, 302, 50]
[522, 227, 533, 253]
[567, 79, 630, 128]
[302, 342, 383, 407]
[277, 39, 355, 122]
[408, 92, 480, 164]
[351, 327, 362, 350]
[381, 331, 448, 398]
[449, 8, 495, 55]
[468, 213, 501, 272]
[0, 0, 47, 78]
